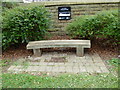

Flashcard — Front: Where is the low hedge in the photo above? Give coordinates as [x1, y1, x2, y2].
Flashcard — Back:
[2, 2, 19, 11]
[66, 9, 120, 45]
[2, 4, 51, 50]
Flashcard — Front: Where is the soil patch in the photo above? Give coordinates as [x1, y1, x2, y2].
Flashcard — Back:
[2, 43, 32, 60]
[2, 35, 118, 61]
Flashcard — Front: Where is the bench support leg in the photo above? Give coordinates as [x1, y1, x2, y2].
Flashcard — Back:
[33, 49, 41, 57]
[77, 46, 84, 57]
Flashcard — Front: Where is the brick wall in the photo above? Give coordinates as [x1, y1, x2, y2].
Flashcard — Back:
[45, 2, 118, 36]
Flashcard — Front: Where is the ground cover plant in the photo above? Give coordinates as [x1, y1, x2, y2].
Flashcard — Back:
[66, 9, 119, 46]
[0, 59, 11, 67]
[107, 58, 119, 72]
[2, 4, 51, 50]
[108, 58, 119, 67]
[0, 33, 2, 48]
[2, 73, 118, 88]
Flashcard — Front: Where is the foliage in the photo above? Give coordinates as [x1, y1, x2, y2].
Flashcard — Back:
[2, 5, 51, 50]
[108, 58, 119, 67]
[66, 9, 120, 45]
[107, 58, 119, 72]
[2, 2, 19, 11]
[0, 59, 11, 67]
[2, 73, 118, 88]
[0, 33, 1, 47]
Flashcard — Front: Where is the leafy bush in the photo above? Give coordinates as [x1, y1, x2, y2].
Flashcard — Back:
[2, 5, 51, 50]
[66, 10, 120, 45]
[2, 2, 19, 11]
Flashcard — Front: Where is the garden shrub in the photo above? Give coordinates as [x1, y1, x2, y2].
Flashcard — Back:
[2, 2, 19, 11]
[2, 5, 51, 50]
[66, 9, 120, 45]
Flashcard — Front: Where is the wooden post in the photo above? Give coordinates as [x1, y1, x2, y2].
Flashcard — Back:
[76, 46, 84, 57]
[33, 49, 41, 57]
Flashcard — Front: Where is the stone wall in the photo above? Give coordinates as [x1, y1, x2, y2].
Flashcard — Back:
[45, 2, 118, 35]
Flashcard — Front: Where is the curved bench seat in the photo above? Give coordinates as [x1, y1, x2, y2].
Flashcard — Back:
[26, 40, 91, 57]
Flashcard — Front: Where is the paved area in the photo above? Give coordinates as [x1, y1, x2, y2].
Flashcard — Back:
[8, 52, 109, 74]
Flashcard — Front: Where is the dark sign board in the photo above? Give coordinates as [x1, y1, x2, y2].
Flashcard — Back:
[58, 7, 71, 20]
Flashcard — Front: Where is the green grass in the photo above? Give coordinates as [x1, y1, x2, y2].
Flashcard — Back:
[107, 58, 119, 72]
[0, 33, 1, 39]
[0, 33, 2, 48]
[108, 58, 119, 67]
[2, 73, 118, 88]
[12, 59, 29, 69]
[0, 59, 11, 67]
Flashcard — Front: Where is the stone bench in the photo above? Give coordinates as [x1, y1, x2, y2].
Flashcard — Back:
[26, 40, 91, 57]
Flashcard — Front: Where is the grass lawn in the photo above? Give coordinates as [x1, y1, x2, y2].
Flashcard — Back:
[2, 73, 118, 88]
[0, 33, 2, 45]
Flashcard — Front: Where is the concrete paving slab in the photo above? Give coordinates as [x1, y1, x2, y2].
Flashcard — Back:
[59, 66, 66, 72]
[7, 52, 109, 74]
[26, 66, 40, 72]
[8, 66, 16, 71]
[46, 66, 53, 72]
[92, 66, 102, 73]
[38, 66, 46, 72]
[72, 67, 80, 73]
[12, 66, 24, 71]
[29, 62, 41, 66]
[100, 66, 109, 73]
[52, 66, 59, 72]
[85, 66, 94, 73]
[65, 66, 73, 73]
[79, 65, 86, 72]
[47, 62, 55, 66]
